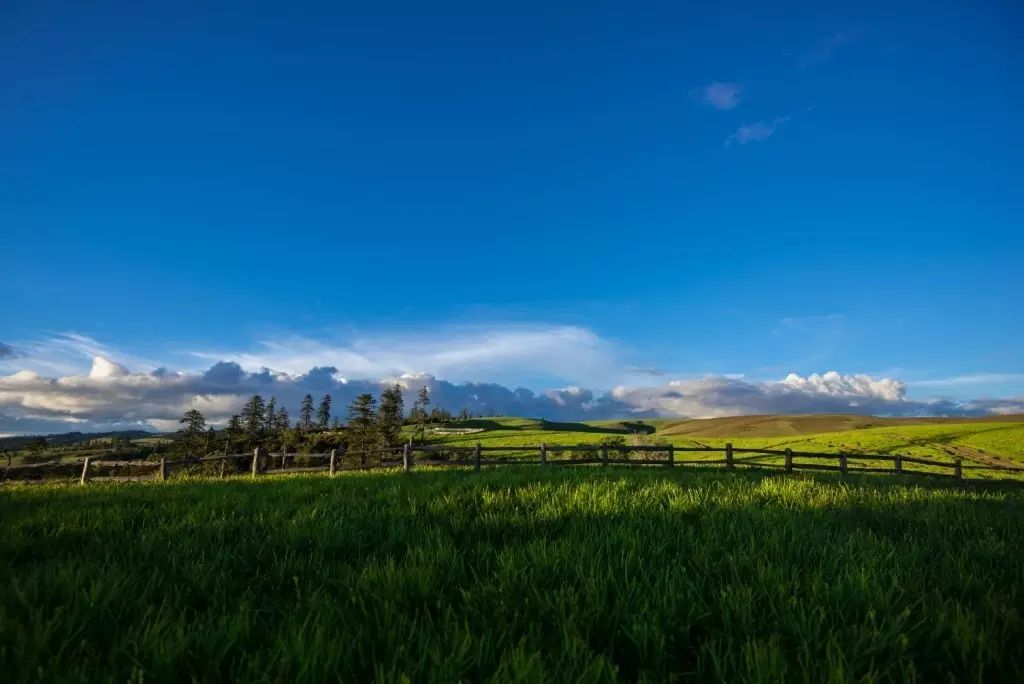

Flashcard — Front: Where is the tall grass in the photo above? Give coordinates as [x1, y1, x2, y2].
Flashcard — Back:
[2, 469, 1022, 682]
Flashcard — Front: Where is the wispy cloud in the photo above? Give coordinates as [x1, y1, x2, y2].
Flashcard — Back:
[798, 32, 854, 68]
[725, 115, 791, 146]
[910, 373, 1024, 388]
[625, 366, 668, 378]
[3, 332, 158, 377]
[699, 81, 744, 110]
[0, 343, 17, 359]
[189, 324, 622, 388]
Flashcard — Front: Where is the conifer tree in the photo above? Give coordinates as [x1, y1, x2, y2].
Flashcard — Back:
[240, 395, 266, 447]
[378, 384, 405, 446]
[316, 394, 332, 429]
[177, 408, 207, 455]
[226, 414, 243, 452]
[265, 397, 277, 435]
[299, 393, 315, 430]
[413, 385, 430, 441]
[347, 393, 378, 463]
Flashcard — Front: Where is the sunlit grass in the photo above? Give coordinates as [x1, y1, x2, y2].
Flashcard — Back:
[418, 418, 1024, 468]
[3, 468, 1022, 681]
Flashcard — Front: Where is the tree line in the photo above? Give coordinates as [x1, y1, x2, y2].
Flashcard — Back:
[176, 385, 478, 458]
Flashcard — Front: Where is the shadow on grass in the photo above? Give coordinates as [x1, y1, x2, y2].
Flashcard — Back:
[3, 466, 1024, 682]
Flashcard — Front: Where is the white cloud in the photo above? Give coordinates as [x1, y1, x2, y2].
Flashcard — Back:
[190, 324, 621, 388]
[780, 371, 905, 401]
[610, 372, 991, 419]
[89, 356, 129, 378]
[1, 332, 156, 377]
[725, 116, 791, 146]
[0, 354, 1012, 435]
[910, 373, 1024, 388]
[0, 332, 1017, 434]
[701, 82, 743, 110]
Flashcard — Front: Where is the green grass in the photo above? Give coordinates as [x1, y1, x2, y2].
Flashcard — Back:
[416, 417, 1024, 468]
[3, 468, 1023, 682]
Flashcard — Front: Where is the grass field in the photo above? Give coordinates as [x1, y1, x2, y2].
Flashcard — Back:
[3, 468, 1023, 681]
[417, 416, 1024, 469]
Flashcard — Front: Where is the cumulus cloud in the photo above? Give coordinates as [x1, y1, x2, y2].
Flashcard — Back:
[0, 358, 633, 433]
[725, 115, 791, 146]
[0, 332, 1016, 434]
[611, 372, 999, 419]
[0, 355, 1013, 434]
[963, 398, 1024, 415]
[700, 82, 743, 110]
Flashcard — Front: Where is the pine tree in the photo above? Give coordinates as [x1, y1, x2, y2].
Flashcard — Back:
[205, 426, 217, 453]
[276, 406, 290, 431]
[299, 393, 314, 430]
[413, 385, 430, 441]
[378, 384, 405, 446]
[226, 414, 243, 452]
[240, 395, 266, 448]
[265, 397, 277, 435]
[347, 393, 378, 463]
[177, 408, 207, 455]
[316, 394, 332, 429]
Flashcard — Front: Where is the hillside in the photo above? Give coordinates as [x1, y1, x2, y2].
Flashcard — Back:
[418, 415, 1024, 468]
[655, 413, 1024, 437]
[0, 430, 154, 450]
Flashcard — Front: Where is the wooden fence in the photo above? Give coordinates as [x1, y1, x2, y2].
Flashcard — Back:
[4, 442, 1024, 486]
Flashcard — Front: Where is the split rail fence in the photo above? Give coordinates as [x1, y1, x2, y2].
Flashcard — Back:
[4, 442, 1024, 486]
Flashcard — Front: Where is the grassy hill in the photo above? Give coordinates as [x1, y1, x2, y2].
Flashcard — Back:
[413, 415, 1024, 468]
[655, 413, 1024, 437]
[0, 429, 154, 450]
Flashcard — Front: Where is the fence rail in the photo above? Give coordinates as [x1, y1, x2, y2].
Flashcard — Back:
[4, 442, 1024, 486]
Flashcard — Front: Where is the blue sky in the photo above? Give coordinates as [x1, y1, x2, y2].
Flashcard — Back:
[1, 1, 1022, 431]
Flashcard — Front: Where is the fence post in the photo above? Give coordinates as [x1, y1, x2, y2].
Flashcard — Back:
[725, 443, 734, 470]
[159, 456, 167, 482]
[280, 451, 287, 470]
[667, 444, 674, 468]
[601, 445, 609, 467]
[402, 443, 411, 472]
[541, 443, 548, 466]
[219, 456, 226, 479]
[329, 449, 337, 477]
[79, 457, 91, 485]
[954, 458, 963, 484]
[251, 447, 261, 478]
[474, 443, 482, 472]
[785, 448, 793, 473]
[894, 454, 903, 474]
[839, 453, 848, 475]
